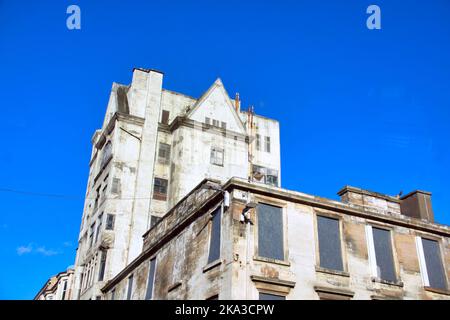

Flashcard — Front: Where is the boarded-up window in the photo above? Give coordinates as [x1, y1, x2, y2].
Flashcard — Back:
[422, 238, 447, 290]
[210, 147, 224, 166]
[317, 216, 343, 271]
[257, 203, 284, 261]
[98, 250, 107, 281]
[265, 136, 271, 153]
[372, 227, 397, 282]
[126, 275, 134, 300]
[161, 110, 170, 124]
[153, 178, 168, 201]
[158, 143, 171, 164]
[145, 258, 157, 300]
[259, 293, 285, 300]
[207, 206, 222, 264]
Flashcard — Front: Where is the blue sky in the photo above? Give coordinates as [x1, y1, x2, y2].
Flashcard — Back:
[0, 0, 449, 299]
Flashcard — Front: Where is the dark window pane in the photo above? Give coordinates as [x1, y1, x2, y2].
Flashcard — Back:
[153, 178, 168, 200]
[106, 214, 115, 230]
[98, 250, 107, 281]
[422, 238, 447, 290]
[208, 207, 222, 263]
[150, 215, 161, 228]
[161, 110, 170, 124]
[258, 203, 284, 261]
[317, 216, 343, 271]
[145, 259, 157, 300]
[373, 227, 397, 282]
[259, 293, 285, 300]
[126, 275, 133, 300]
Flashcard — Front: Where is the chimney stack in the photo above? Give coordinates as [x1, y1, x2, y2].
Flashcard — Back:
[400, 190, 434, 222]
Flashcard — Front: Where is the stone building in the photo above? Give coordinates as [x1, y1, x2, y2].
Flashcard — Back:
[101, 178, 449, 300]
[37, 68, 449, 300]
[70, 68, 281, 300]
[35, 268, 74, 300]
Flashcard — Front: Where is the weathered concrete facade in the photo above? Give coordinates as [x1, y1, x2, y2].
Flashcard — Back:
[102, 178, 450, 300]
[70, 69, 281, 300]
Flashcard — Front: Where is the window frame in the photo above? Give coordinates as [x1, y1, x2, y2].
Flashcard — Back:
[415, 235, 448, 291]
[153, 177, 168, 201]
[126, 274, 134, 300]
[210, 147, 224, 167]
[158, 142, 171, 164]
[145, 256, 158, 300]
[253, 198, 289, 265]
[313, 211, 348, 274]
[207, 204, 223, 265]
[365, 224, 400, 284]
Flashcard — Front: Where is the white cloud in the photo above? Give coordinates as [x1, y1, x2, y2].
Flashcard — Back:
[63, 241, 72, 247]
[16, 244, 32, 256]
[36, 247, 60, 256]
[16, 244, 61, 256]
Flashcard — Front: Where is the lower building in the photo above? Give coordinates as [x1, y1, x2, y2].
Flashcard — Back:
[101, 178, 450, 300]
[34, 268, 74, 300]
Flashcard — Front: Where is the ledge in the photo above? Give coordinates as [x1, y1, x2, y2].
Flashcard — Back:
[314, 285, 354, 298]
[202, 259, 222, 273]
[424, 286, 450, 296]
[371, 277, 404, 288]
[253, 256, 291, 267]
[250, 275, 296, 288]
[315, 266, 350, 277]
[167, 281, 182, 293]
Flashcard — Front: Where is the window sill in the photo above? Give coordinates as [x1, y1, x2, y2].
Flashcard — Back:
[424, 286, 450, 296]
[253, 256, 290, 267]
[315, 266, 350, 277]
[203, 259, 222, 273]
[371, 277, 404, 287]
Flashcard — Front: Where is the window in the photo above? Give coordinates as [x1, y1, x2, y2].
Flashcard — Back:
[256, 134, 261, 151]
[366, 226, 397, 282]
[98, 250, 107, 281]
[213, 119, 220, 127]
[265, 169, 278, 187]
[317, 215, 344, 271]
[61, 280, 68, 300]
[126, 275, 134, 300]
[416, 237, 447, 290]
[210, 147, 224, 166]
[221, 122, 227, 129]
[264, 136, 271, 153]
[259, 293, 285, 300]
[161, 110, 170, 125]
[111, 289, 116, 300]
[145, 258, 157, 300]
[89, 222, 96, 248]
[257, 203, 284, 261]
[111, 178, 120, 194]
[150, 215, 161, 228]
[153, 178, 168, 201]
[205, 117, 211, 125]
[101, 142, 113, 168]
[94, 186, 101, 210]
[158, 143, 171, 164]
[106, 214, 115, 230]
[207, 206, 222, 264]
[95, 213, 103, 243]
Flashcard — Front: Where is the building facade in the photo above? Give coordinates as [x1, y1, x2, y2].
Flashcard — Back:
[102, 178, 450, 300]
[35, 269, 74, 300]
[71, 68, 281, 300]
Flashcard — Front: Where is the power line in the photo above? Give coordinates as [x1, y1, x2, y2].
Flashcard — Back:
[0, 187, 159, 201]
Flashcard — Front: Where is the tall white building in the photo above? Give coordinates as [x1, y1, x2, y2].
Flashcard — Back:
[71, 68, 281, 300]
